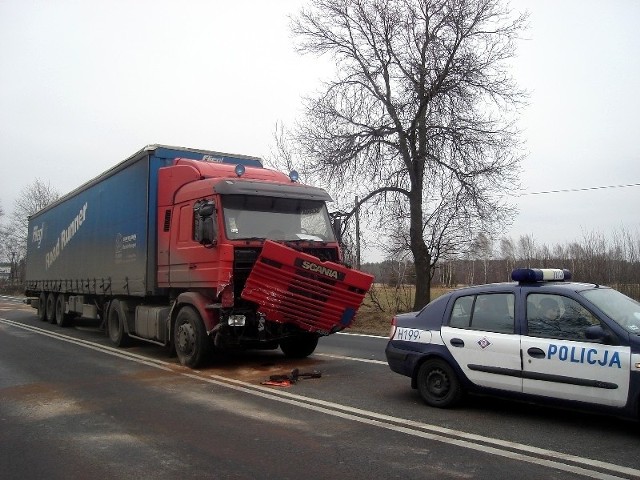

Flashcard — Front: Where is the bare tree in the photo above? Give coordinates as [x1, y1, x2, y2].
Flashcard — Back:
[516, 234, 536, 266]
[471, 233, 493, 283]
[4, 179, 60, 266]
[499, 236, 516, 280]
[270, 121, 298, 174]
[290, 0, 527, 309]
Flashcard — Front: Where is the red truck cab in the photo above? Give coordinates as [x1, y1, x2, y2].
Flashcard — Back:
[155, 158, 372, 366]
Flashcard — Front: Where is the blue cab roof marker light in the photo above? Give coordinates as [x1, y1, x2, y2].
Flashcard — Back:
[511, 268, 572, 283]
[234, 164, 246, 177]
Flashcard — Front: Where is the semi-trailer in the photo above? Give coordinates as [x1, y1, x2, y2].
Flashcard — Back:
[24, 145, 374, 368]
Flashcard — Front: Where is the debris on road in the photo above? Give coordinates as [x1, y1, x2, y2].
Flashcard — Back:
[261, 368, 322, 387]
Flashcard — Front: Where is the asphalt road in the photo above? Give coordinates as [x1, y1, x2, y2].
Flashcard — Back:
[1, 298, 639, 480]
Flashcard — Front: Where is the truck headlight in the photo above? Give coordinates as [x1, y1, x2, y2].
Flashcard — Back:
[228, 315, 246, 327]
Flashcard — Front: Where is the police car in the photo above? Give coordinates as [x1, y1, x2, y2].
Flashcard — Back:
[385, 268, 640, 418]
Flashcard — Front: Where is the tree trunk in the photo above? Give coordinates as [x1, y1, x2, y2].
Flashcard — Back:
[409, 190, 431, 310]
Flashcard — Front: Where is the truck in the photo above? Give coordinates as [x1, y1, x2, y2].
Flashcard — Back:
[24, 145, 374, 368]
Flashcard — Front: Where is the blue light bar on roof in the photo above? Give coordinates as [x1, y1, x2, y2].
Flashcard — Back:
[511, 268, 572, 283]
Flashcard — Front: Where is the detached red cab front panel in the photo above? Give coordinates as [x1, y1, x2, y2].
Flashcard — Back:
[241, 240, 374, 334]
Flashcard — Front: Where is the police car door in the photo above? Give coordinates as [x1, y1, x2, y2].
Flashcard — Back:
[522, 293, 630, 408]
[440, 292, 522, 392]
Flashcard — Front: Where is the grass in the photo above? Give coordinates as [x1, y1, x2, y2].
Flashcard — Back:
[349, 309, 392, 337]
[349, 284, 453, 336]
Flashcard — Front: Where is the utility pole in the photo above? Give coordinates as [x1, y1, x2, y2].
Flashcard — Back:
[9, 250, 16, 283]
[355, 196, 361, 269]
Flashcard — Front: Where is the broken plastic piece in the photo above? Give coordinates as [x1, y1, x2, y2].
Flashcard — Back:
[263, 368, 322, 387]
[260, 380, 293, 387]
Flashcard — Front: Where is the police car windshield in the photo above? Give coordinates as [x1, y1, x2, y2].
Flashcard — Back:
[221, 195, 336, 242]
[580, 288, 640, 334]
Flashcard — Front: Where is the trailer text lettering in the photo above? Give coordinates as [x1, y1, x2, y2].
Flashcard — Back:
[46, 203, 88, 270]
[32, 224, 44, 248]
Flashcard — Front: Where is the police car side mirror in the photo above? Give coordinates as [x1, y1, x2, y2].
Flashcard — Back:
[585, 325, 610, 343]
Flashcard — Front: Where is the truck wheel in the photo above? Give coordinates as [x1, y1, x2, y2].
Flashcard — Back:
[280, 334, 319, 359]
[46, 293, 57, 324]
[417, 359, 462, 408]
[107, 300, 131, 347]
[37, 292, 47, 321]
[55, 295, 72, 327]
[174, 306, 210, 368]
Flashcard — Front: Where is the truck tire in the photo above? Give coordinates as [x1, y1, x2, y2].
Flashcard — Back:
[280, 334, 319, 359]
[174, 306, 211, 368]
[107, 300, 131, 347]
[46, 293, 57, 324]
[55, 294, 72, 327]
[37, 292, 47, 322]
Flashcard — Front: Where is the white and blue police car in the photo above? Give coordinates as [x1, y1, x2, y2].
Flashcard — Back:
[385, 268, 640, 418]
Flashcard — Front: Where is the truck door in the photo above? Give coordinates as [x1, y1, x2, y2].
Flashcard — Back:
[191, 199, 225, 288]
[440, 292, 522, 393]
[169, 202, 200, 286]
[522, 293, 630, 408]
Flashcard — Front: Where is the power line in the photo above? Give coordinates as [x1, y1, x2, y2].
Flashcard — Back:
[520, 182, 640, 196]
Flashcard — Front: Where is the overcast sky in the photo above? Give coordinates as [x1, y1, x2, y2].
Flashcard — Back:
[1, 0, 639, 262]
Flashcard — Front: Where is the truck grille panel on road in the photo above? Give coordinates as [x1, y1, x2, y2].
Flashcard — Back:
[240, 241, 374, 334]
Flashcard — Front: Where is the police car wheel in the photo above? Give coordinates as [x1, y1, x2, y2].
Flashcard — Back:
[417, 359, 462, 408]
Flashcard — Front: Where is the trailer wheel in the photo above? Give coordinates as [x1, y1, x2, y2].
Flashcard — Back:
[280, 334, 319, 359]
[55, 295, 72, 327]
[37, 292, 47, 322]
[174, 306, 210, 368]
[46, 293, 57, 324]
[107, 300, 131, 347]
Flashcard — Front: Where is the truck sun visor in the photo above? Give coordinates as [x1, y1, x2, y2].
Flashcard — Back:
[213, 179, 333, 201]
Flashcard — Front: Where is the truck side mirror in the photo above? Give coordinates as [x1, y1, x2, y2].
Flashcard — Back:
[201, 217, 216, 245]
[194, 201, 217, 246]
[199, 203, 215, 217]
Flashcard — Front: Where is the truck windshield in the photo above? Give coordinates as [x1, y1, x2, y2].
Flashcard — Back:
[580, 288, 640, 334]
[221, 195, 336, 242]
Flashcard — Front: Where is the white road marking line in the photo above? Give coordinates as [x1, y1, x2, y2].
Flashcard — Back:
[315, 352, 387, 364]
[1, 316, 637, 479]
[336, 331, 387, 339]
